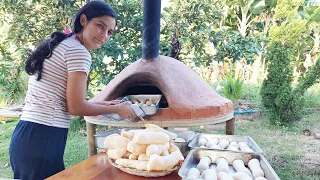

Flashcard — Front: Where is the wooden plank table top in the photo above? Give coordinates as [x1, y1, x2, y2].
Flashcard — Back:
[46, 153, 182, 180]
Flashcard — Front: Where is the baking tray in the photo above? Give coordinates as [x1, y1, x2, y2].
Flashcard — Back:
[94, 128, 132, 149]
[94, 128, 195, 154]
[178, 149, 280, 180]
[170, 130, 195, 155]
[189, 133, 263, 154]
[126, 95, 162, 115]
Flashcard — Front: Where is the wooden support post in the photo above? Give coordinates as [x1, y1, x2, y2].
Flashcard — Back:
[86, 121, 97, 157]
[226, 118, 235, 135]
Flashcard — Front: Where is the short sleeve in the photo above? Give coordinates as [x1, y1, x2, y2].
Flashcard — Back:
[64, 46, 92, 75]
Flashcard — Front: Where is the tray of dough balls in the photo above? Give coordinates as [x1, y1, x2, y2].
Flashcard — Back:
[103, 124, 185, 177]
[178, 149, 280, 180]
[188, 134, 263, 154]
[125, 94, 162, 115]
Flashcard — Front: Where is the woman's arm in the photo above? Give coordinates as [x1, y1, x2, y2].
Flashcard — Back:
[66, 71, 135, 118]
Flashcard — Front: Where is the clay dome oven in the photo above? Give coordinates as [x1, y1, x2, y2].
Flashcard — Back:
[85, 0, 234, 156]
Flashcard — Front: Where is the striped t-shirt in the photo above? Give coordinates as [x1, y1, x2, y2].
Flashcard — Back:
[21, 36, 91, 128]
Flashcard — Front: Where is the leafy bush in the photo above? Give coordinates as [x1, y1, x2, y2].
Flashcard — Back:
[0, 44, 26, 101]
[220, 74, 243, 104]
[260, 42, 295, 124]
[303, 84, 320, 108]
[261, 42, 320, 125]
[212, 30, 261, 64]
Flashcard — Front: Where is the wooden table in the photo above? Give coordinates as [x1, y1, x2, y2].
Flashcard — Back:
[46, 153, 182, 180]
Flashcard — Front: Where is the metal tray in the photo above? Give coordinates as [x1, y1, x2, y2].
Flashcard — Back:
[178, 149, 280, 180]
[126, 95, 162, 115]
[188, 133, 263, 154]
[94, 128, 132, 149]
[94, 128, 195, 154]
[170, 130, 195, 155]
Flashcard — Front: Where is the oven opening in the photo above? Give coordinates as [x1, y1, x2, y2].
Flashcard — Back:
[120, 83, 168, 108]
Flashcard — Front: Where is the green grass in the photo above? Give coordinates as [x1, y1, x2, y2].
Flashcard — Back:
[1, 114, 320, 179]
[0, 119, 16, 178]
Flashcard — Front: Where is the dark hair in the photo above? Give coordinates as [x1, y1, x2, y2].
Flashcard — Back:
[25, 1, 117, 81]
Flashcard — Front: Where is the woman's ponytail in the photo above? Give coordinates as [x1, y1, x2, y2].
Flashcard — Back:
[25, 31, 74, 81]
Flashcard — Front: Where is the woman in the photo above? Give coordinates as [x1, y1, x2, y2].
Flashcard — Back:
[9, 1, 136, 179]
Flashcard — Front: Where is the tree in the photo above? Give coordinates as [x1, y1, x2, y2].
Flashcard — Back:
[161, 0, 223, 67]
[226, 0, 267, 80]
[250, 0, 277, 83]
[260, 0, 320, 125]
[299, 5, 320, 65]
[0, 0, 144, 99]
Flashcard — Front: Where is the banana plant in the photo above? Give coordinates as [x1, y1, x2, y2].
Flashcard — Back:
[299, 5, 320, 64]
[226, 0, 266, 36]
[251, 0, 277, 83]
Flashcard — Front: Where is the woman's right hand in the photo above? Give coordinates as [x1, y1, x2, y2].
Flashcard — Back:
[115, 101, 137, 119]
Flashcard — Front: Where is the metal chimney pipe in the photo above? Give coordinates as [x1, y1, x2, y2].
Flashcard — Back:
[142, 0, 161, 60]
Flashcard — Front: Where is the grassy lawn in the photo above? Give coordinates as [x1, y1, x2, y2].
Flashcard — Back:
[1, 113, 320, 179]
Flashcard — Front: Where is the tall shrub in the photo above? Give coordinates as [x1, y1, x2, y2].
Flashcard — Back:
[260, 43, 295, 124]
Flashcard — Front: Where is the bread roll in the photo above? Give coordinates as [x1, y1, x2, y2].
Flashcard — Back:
[201, 169, 217, 180]
[217, 139, 229, 149]
[208, 144, 222, 149]
[104, 135, 130, 149]
[107, 148, 127, 159]
[217, 172, 233, 180]
[147, 151, 182, 171]
[138, 154, 150, 161]
[131, 99, 139, 104]
[139, 99, 148, 106]
[127, 141, 148, 155]
[129, 153, 138, 160]
[161, 150, 169, 156]
[132, 131, 170, 144]
[255, 177, 268, 180]
[115, 158, 148, 171]
[199, 136, 208, 146]
[206, 138, 219, 147]
[122, 151, 131, 159]
[238, 142, 254, 152]
[248, 158, 264, 179]
[146, 143, 169, 156]
[197, 156, 212, 173]
[227, 145, 239, 151]
[216, 158, 229, 173]
[232, 159, 251, 177]
[146, 100, 152, 106]
[168, 143, 180, 153]
[230, 141, 239, 149]
[145, 124, 177, 141]
[186, 168, 200, 180]
[121, 129, 145, 140]
[232, 172, 252, 180]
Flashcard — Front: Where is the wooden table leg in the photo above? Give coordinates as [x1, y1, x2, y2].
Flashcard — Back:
[86, 121, 97, 157]
[226, 118, 235, 135]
